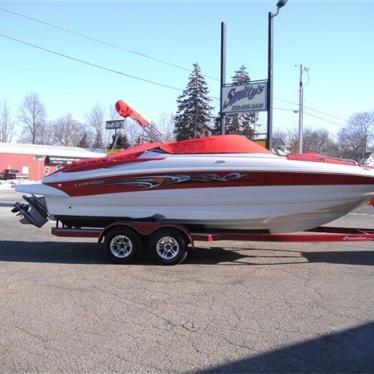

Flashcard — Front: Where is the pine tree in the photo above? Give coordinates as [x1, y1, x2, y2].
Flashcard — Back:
[213, 65, 259, 138]
[78, 132, 91, 148]
[116, 133, 130, 149]
[174, 63, 213, 141]
[108, 132, 130, 150]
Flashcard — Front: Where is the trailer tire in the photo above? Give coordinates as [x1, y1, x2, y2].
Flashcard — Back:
[105, 227, 142, 264]
[148, 228, 188, 265]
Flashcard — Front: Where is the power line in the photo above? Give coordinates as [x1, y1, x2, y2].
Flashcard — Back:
[0, 32, 222, 102]
[0, 33, 350, 127]
[274, 107, 295, 112]
[303, 111, 345, 127]
[304, 106, 347, 123]
[275, 96, 348, 122]
[0, 32, 184, 92]
[0, 6, 219, 82]
[0, 7, 351, 123]
[274, 105, 346, 127]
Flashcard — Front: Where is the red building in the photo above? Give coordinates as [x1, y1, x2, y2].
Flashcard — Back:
[0, 142, 103, 181]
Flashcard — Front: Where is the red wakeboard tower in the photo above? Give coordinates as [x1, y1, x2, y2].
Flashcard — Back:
[115, 100, 165, 142]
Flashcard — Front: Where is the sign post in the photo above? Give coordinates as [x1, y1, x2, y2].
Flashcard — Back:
[219, 24, 268, 145]
[266, 11, 273, 151]
[220, 22, 226, 134]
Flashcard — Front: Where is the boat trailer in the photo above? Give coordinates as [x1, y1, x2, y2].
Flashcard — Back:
[51, 221, 374, 265]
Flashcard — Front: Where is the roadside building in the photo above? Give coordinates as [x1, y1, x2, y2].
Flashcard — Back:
[0, 142, 104, 181]
[361, 151, 374, 167]
[272, 137, 291, 156]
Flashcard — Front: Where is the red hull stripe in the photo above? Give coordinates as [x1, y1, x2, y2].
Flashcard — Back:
[46, 171, 374, 197]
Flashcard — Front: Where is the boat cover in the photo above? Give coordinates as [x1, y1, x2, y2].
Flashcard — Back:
[108, 135, 269, 156]
[60, 135, 269, 173]
[159, 135, 270, 154]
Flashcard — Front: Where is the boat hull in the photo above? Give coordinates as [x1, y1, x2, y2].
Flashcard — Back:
[44, 185, 374, 233]
[15, 150, 374, 233]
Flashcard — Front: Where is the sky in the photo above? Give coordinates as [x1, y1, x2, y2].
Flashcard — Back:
[0, 0, 373, 140]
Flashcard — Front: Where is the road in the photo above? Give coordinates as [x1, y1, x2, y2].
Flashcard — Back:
[0, 189, 374, 373]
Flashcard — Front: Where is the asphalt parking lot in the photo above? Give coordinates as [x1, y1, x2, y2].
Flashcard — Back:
[0, 189, 374, 373]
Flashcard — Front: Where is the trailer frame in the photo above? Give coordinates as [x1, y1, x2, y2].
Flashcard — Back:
[51, 221, 374, 265]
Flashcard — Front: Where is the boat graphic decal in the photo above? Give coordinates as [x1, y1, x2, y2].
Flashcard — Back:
[99, 173, 245, 189]
[47, 170, 374, 197]
[192, 172, 245, 182]
[100, 175, 191, 189]
[47, 172, 248, 196]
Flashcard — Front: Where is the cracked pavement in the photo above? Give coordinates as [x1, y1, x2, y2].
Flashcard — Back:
[0, 191, 374, 372]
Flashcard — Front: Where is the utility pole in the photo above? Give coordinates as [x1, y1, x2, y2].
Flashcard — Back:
[266, 11, 273, 150]
[220, 22, 226, 135]
[297, 64, 309, 154]
[298, 64, 304, 154]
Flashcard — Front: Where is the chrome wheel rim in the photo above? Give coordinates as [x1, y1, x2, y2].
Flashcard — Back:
[110, 235, 133, 258]
[156, 236, 179, 260]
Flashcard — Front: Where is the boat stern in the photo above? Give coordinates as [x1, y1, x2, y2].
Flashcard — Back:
[12, 183, 68, 227]
[12, 195, 49, 228]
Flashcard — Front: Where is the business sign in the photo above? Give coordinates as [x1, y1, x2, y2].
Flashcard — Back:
[221, 80, 268, 114]
[45, 156, 78, 166]
[105, 120, 125, 130]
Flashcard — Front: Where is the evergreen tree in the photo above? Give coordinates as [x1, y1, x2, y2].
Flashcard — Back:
[174, 63, 213, 141]
[108, 132, 130, 150]
[213, 65, 259, 139]
[78, 131, 91, 148]
[116, 133, 130, 149]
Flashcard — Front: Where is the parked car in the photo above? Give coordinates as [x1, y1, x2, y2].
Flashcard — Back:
[0, 169, 28, 180]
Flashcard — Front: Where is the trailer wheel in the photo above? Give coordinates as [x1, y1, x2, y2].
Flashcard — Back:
[149, 228, 188, 265]
[105, 228, 142, 264]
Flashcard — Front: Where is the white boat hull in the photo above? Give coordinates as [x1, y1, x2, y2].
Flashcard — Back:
[42, 185, 373, 233]
[15, 146, 374, 233]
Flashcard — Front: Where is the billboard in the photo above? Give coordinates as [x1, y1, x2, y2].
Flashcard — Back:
[221, 80, 268, 114]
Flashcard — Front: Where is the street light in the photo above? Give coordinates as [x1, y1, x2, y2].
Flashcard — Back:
[276, 0, 288, 12]
[266, 0, 287, 151]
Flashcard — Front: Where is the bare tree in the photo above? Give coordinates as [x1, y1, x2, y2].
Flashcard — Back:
[338, 112, 374, 161]
[108, 104, 121, 121]
[41, 123, 55, 145]
[87, 103, 106, 148]
[51, 113, 84, 146]
[302, 128, 339, 156]
[0, 99, 15, 142]
[158, 112, 175, 141]
[275, 128, 339, 156]
[18, 92, 48, 144]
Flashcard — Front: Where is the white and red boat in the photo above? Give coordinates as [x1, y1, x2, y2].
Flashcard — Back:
[13, 132, 374, 233]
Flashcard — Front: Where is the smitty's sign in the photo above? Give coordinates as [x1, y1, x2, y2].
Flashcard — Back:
[221, 81, 267, 114]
